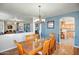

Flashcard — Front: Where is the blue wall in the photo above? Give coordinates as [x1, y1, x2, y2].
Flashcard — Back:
[41, 11, 79, 47]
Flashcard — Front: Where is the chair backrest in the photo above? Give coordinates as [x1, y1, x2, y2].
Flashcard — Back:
[26, 35, 32, 47]
[49, 37, 55, 49]
[35, 34, 39, 39]
[14, 40, 25, 55]
[25, 34, 39, 46]
[26, 35, 30, 39]
[32, 34, 39, 41]
[49, 33, 56, 49]
[42, 40, 50, 55]
[49, 33, 55, 38]
[16, 43, 25, 55]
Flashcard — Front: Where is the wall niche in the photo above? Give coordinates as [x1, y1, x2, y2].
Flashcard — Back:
[4, 21, 17, 34]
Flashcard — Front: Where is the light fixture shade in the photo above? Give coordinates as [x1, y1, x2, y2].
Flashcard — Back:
[42, 19, 45, 22]
[35, 18, 45, 24]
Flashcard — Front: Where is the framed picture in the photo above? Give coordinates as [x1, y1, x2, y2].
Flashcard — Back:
[47, 21, 54, 29]
[17, 22, 24, 32]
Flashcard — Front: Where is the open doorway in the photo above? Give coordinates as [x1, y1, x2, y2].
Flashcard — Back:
[33, 18, 42, 39]
[59, 17, 75, 54]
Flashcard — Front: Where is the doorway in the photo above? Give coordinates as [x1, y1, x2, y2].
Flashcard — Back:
[59, 17, 75, 54]
[33, 18, 42, 39]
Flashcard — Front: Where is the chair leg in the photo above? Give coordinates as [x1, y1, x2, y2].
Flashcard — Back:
[48, 49, 52, 55]
[50, 47, 56, 54]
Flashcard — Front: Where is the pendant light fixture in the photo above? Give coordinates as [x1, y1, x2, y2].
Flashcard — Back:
[36, 5, 45, 24]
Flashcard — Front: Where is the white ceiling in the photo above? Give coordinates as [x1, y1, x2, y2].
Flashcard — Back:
[0, 3, 79, 19]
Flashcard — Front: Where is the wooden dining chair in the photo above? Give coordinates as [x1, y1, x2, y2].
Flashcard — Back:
[49, 33, 56, 54]
[37, 40, 50, 55]
[25, 35, 32, 48]
[35, 34, 40, 39]
[32, 34, 39, 41]
[14, 40, 28, 55]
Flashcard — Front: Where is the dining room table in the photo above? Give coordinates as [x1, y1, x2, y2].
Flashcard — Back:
[20, 38, 46, 55]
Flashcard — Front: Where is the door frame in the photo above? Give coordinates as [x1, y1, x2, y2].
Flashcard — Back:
[59, 17, 75, 46]
[33, 18, 42, 38]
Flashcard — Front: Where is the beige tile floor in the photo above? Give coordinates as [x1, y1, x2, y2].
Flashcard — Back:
[53, 44, 74, 55]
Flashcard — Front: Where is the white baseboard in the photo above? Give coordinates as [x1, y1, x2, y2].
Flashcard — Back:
[74, 45, 79, 48]
[0, 46, 17, 53]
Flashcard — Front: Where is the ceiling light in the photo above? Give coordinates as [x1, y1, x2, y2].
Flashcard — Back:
[36, 5, 45, 24]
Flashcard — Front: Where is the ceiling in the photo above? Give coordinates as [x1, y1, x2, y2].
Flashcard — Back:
[0, 3, 79, 19]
